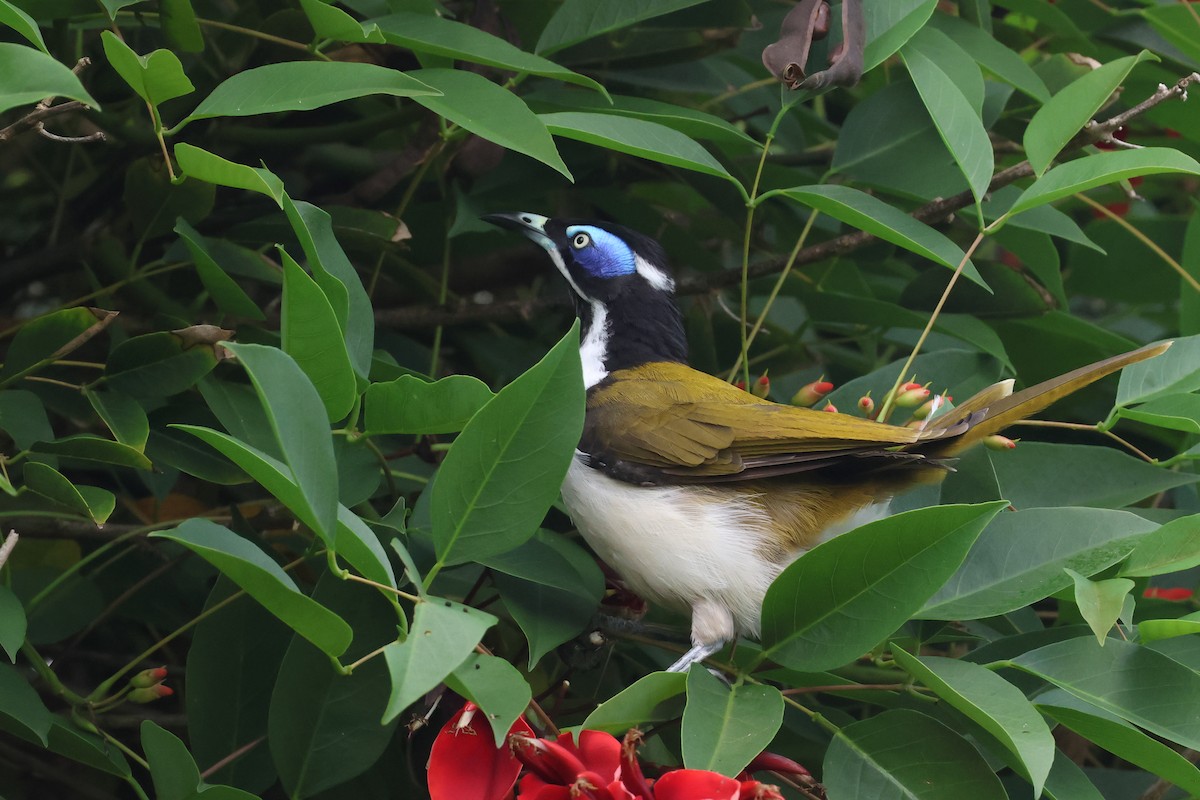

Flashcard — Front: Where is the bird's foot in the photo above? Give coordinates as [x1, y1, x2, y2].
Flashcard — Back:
[666, 641, 724, 673]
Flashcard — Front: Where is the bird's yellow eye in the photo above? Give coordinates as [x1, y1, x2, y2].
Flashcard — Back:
[572, 232, 591, 249]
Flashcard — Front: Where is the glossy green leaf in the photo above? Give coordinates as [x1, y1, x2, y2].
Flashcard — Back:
[181, 61, 438, 129]
[902, 26, 984, 114]
[540, 112, 737, 188]
[1121, 514, 1200, 577]
[445, 653, 532, 747]
[892, 650, 1054, 795]
[759, 502, 1006, 671]
[176, 425, 395, 588]
[1008, 638, 1200, 749]
[364, 374, 494, 435]
[152, 519, 352, 657]
[530, 90, 759, 147]
[174, 144, 286, 203]
[410, 69, 571, 181]
[1139, 615, 1200, 645]
[23, 462, 115, 523]
[382, 599, 496, 723]
[0, 390, 52, 451]
[1067, 569, 1134, 645]
[280, 248, 357, 422]
[1040, 702, 1200, 798]
[762, 185, 983, 285]
[85, 389, 149, 450]
[681, 666, 783, 777]
[1116, 335, 1200, 407]
[0, 307, 115, 387]
[0, 663, 53, 745]
[104, 328, 224, 400]
[0, 586, 24, 662]
[372, 12, 606, 97]
[480, 529, 604, 600]
[862, 0, 938, 72]
[30, 435, 152, 470]
[269, 572, 400, 798]
[0, 42, 99, 114]
[536, 0, 709, 55]
[222, 342, 339, 544]
[42, 717, 130, 776]
[160, 0, 202, 52]
[100, 30, 194, 106]
[0, 1, 48, 54]
[1115, 393, 1200, 434]
[582, 672, 687, 734]
[1142, 5, 1200, 64]
[920, 508, 1158, 620]
[297, 0, 386, 43]
[902, 39, 993, 208]
[1007, 148, 1200, 219]
[142, 720, 201, 800]
[431, 323, 583, 565]
[823, 709, 1006, 800]
[928, 14, 1049, 102]
[1024, 53, 1156, 177]
[175, 219, 265, 320]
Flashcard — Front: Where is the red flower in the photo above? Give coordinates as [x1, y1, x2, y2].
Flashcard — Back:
[1143, 587, 1194, 601]
[654, 770, 741, 800]
[428, 702, 535, 800]
[515, 730, 631, 800]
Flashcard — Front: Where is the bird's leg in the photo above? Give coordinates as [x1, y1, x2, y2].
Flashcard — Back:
[666, 598, 734, 672]
[667, 642, 725, 673]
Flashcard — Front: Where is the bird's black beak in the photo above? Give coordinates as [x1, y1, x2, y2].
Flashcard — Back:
[482, 212, 554, 251]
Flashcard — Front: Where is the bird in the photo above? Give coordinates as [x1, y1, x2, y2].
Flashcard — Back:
[483, 211, 1170, 672]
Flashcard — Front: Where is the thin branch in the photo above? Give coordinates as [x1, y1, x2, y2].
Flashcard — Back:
[0, 530, 18, 570]
[200, 737, 266, 780]
[1013, 419, 1157, 463]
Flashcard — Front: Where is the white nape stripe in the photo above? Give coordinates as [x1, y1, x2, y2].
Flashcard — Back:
[579, 301, 609, 388]
[635, 253, 674, 292]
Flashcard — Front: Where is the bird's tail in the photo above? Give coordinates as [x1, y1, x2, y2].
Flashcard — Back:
[918, 340, 1172, 456]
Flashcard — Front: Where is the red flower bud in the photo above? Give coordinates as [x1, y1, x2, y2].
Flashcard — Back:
[822, 401, 838, 414]
[791, 380, 833, 407]
[910, 394, 948, 421]
[745, 751, 812, 778]
[129, 666, 168, 689]
[984, 435, 1018, 451]
[128, 684, 173, 703]
[893, 386, 931, 408]
[751, 374, 770, 399]
[1142, 587, 1194, 601]
[734, 380, 747, 392]
[857, 394, 874, 415]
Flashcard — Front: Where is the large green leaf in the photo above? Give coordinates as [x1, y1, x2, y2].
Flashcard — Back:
[1115, 335, 1200, 407]
[1024, 52, 1156, 176]
[152, 519, 352, 657]
[104, 328, 224, 401]
[758, 502, 1006, 671]
[84, 389, 149, 450]
[30, 435, 152, 470]
[0, 42, 99, 114]
[0, 663, 53, 745]
[409, 69, 571, 180]
[175, 219, 265, 320]
[529, 90, 759, 147]
[919, 507, 1158, 620]
[0, 307, 115, 387]
[141, 721, 201, 800]
[0, 1, 47, 54]
[0, 586, 24, 662]
[174, 144, 286, 202]
[364, 374, 494, 435]
[431, 323, 583, 565]
[1007, 638, 1200, 750]
[100, 30, 194, 106]
[892, 650, 1054, 795]
[23, 462, 115, 523]
[823, 709, 1007, 800]
[681, 666, 783, 777]
[927, 14, 1049, 102]
[582, 672, 687, 734]
[1121, 514, 1200, 577]
[536, 0, 710, 55]
[861, 0, 939, 72]
[1114, 393, 1200, 434]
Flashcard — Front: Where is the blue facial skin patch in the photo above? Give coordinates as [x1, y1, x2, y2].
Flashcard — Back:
[566, 225, 636, 279]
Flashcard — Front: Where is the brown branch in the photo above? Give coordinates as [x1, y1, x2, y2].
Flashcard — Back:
[0, 58, 100, 143]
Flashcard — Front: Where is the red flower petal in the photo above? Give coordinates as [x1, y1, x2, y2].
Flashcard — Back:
[1143, 587, 1194, 601]
[429, 702, 534, 800]
[653, 769, 743, 800]
[575, 731, 623, 782]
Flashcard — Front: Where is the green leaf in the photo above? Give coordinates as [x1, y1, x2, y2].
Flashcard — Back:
[681, 666, 783, 777]
[920, 508, 1158, 620]
[0, 1, 48, 54]
[1008, 638, 1200, 750]
[382, 599, 496, 723]
[409, 69, 571, 181]
[175, 425, 395, 588]
[0, 307, 115, 387]
[268, 572, 400, 798]
[100, 30, 194, 106]
[536, 0, 710, 55]
[1121, 514, 1200, 577]
[581, 672, 687, 734]
[763, 185, 985, 286]
[861, 0, 938, 72]
[1039, 702, 1200, 798]
[1006, 148, 1200, 220]
[160, 0, 203, 52]
[298, 0, 386, 43]
[539, 112, 738, 188]
[175, 219, 265, 320]
[23, 462, 115, 523]
[1066, 568, 1134, 645]
[902, 39, 993, 208]
[759, 502, 1006, 671]
[181, 61, 439, 129]
[431, 323, 584, 565]
[30, 435, 152, 470]
[902, 26, 984, 114]
[364, 374, 494, 435]
[927, 14, 1049, 102]
[42, 717, 130, 776]
[823, 709, 1007, 800]
[0, 586, 25, 662]
[142, 720, 201, 800]
[1116, 335, 1200, 407]
[892, 650, 1055, 796]
[222, 342, 339, 545]
[1024, 53, 1156, 177]
[174, 144, 286, 203]
[1142, 5, 1200, 64]
[104, 328, 224, 401]
[85, 389, 149, 450]
[372, 12, 607, 97]
[152, 519, 352, 657]
[445, 653, 532, 747]
[0, 663, 53, 745]
[1115, 393, 1200, 434]
[1138, 614, 1200, 645]
[480, 529, 604, 600]
[280, 248, 357, 422]
[0, 390, 52, 452]
[0, 42, 99, 114]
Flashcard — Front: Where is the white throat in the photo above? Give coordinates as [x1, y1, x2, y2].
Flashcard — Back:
[580, 301, 609, 389]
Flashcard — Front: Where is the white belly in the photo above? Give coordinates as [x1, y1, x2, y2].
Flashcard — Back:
[560, 457, 890, 645]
